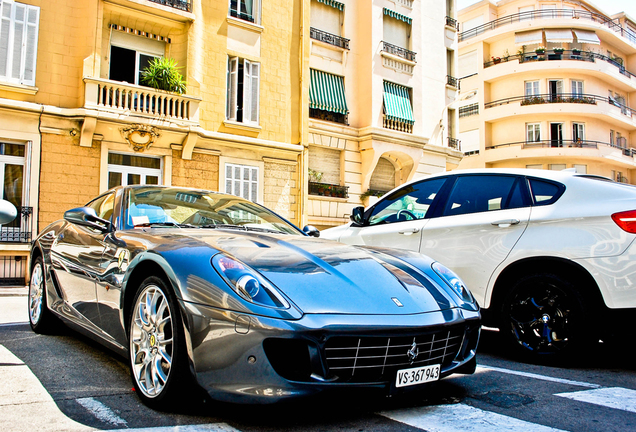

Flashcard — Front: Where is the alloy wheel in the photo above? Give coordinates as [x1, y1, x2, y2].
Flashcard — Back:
[29, 262, 44, 325]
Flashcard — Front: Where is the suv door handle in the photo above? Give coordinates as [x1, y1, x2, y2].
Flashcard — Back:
[398, 228, 420, 235]
[491, 219, 520, 228]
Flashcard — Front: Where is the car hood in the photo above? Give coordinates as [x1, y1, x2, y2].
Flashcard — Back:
[155, 229, 455, 315]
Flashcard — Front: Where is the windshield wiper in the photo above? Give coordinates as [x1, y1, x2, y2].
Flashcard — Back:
[200, 224, 247, 230]
[138, 222, 198, 228]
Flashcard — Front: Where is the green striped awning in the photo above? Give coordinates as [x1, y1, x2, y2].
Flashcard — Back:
[316, 0, 344, 11]
[309, 69, 349, 114]
[383, 81, 414, 125]
[383, 8, 412, 25]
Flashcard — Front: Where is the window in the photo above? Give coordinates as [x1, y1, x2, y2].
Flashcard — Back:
[458, 50, 478, 78]
[0, 142, 24, 210]
[526, 123, 541, 142]
[109, 30, 165, 86]
[610, 129, 615, 145]
[0, 0, 39, 86]
[442, 175, 525, 217]
[571, 80, 583, 97]
[108, 153, 162, 189]
[310, 0, 342, 36]
[574, 164, 587, 174]
[525, 80, 540, 97]
[369, 157, 396, 192]
[549, 164, 566, 171]
[87, 193, 115, 222]
[548, 80, 563, 101]
[226, 56, 260, 125]
[528, 178, 563, 205]
[519, 5, 534, 21]
[225, 163, 258, 202]
[368, 178, 446, 226]
[383, 9, 411, 50]
[572, 122, 585, 143]
[309, 69, 348, 124]
[526, 164, 543, 169]
[308, 146, 340, 186]
[550, 123, 563, 147]
[229, 0, 261, 24]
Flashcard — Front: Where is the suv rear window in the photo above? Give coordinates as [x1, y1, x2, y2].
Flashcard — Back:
[528, 178, 564, 206]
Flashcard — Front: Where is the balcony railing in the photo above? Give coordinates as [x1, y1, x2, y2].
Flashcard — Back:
[310, 27, 350, 50]
[448, 137, 461, 150]
[485, 49, 635, 79]
[446, 16, 459, 31]
[446, 75, 460, 89]
[485, 92, 636, 118]
[147, 0, 191, 12]
[486, 139, 636, 156]
[459, 103, 479, 118]
[381, 41, 417, 62]
[383, 115, 413, 134]
[0, 256, 27, 286]
[0, 206, 33, 243]
[309, 182, 349, 199]
[84, 78, 200, 123]
[459, 9, 636, 45]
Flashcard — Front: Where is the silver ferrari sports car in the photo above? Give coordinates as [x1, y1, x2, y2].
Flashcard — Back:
[28, 185, 480, 408]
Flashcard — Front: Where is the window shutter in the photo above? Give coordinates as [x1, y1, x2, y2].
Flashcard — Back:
[11, 3, 25, 81]
[370, 158, 396, 191]
[0, 1, 11, 79]
[250, 62, 259, 123]
[23, 5, 39, 85]
[243, 59, 252, 122]
[227, 57, 238, 120]
[308, 146, 340, 185]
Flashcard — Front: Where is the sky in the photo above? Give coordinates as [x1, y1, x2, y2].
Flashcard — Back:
[457, 0, 636, 18]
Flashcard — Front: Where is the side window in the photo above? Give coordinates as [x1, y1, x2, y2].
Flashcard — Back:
[442, 175, 524, 216]
[368, 178, 446, 226]
[87, 193, 115, 222]
[528, 178, 563, 205]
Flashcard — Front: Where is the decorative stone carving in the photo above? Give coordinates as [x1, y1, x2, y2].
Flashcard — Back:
[120, 124, 161, 152]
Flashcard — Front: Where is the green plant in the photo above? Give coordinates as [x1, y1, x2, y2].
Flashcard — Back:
[535, 45, 546, 54]
[516, 45, 525, 56]
[553, 47, 564, 52]
[360, 189, 386, 199]
[503, 49, 510, 60]
[140, 57, 187, 94]
[308, 168, 323, 182]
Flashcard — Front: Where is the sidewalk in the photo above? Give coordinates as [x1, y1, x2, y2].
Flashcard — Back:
[0, 286, 28, 325]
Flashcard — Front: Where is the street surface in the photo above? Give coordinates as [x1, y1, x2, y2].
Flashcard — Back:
[1, 287, 635, 432]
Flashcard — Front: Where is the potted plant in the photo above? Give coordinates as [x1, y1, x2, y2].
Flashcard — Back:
[308, 168, 323, 183]
[572, 48, 581, 55]
[553, 47, 564, 53]
[140, 57, 187, 94]
[535, 46, 546, 54]
[503, 49, 510, 61]
[491, 56, 501, 64]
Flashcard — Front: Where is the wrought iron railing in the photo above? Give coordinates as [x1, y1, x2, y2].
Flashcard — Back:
[446, 16, 459, 31]
[310, 27, 350, 50]
[382, 41, 417, 62]
[448, 137, 461, 150]
[146, 0, 191, 12]
[0, 206, 32, 243]
[485, 92, 635, 118]
[484, 49, 635, 79]
[459, 9, 636, 45]
[446, 75, 460, 89]
[459, 103, 479, 118]
[84, 78, 200, 123]
[309, 182, 349, 199]
[486, 139, 636, 156]
[0, 256, 26, 286]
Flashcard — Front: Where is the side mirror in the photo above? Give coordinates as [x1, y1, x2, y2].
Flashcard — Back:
[302, 225, 320, 238]
[64, 207, 112, 233]
[350, 206, 365, 225]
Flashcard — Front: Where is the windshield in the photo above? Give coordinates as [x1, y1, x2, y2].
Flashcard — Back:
[124, 187, 301, 235]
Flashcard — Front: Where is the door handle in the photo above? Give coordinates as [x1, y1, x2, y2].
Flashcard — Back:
[491, 219, 521, 228]
[398, 228, 420, 235]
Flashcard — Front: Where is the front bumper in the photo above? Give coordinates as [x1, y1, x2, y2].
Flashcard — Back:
[180, 301, 481, 404]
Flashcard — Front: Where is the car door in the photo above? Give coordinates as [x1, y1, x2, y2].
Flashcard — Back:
[49, 193, 115, 331]
[337, 177, 449, 252]
[418, 174, 531, 305]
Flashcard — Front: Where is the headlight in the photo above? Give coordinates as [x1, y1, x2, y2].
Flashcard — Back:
[212, 254, 290, 309]
[431, 262, 474, 303]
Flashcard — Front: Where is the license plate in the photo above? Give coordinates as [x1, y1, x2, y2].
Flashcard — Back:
[395, 364, 440, 388]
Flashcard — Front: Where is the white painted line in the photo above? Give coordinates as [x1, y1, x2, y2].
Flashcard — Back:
[555, 387, 636, 414]
[76, 397, 127, 427]
[381, 403, 566, 432]
[478, 365, 601, 389]
[110, 424, 242, 432]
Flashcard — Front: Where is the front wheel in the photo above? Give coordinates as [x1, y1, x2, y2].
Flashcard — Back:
[28, 257, 59, 334]
[500, 273, 586, 361]
[129, 276, 192, 409]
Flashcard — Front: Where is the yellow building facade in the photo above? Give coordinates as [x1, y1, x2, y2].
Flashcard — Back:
[0, 0, 303, 284]
[457, 0, 636, 182]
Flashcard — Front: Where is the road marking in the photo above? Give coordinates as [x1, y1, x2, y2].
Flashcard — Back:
[110, 424, 242, 432]
[381, 403, 566, 432]
[555, 387, 636, 414]
[76, 397, 127, 427]
[478, 365, 602, 388]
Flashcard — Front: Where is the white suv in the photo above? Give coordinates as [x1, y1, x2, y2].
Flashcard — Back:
[322, 169, 636, 359]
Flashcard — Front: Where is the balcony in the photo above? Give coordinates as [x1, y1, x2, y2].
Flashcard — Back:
[446, 75, 460, 89]
[446, 16, 459, 31]
[485, 49, 635, 80]
[459, 9, 636, 45]
[310, 27, 350, 50]
[448, 137, 461, 150]
[383, 115, 413, 134]
[459, 103, 479, 118]
[381, 41, 417, 63]
[486, 92, 634, 116]
[487, 139, 636, 158]
[84, 78, 200, 124]
[0, 206, 33, 244]
[146, 0, 191, 12]
[309, 182, 349, 199]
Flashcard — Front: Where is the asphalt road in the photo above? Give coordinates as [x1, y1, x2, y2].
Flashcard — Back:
[1, 290, 635, 432]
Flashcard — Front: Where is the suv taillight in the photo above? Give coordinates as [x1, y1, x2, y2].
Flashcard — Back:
[611, 210, 636, 233]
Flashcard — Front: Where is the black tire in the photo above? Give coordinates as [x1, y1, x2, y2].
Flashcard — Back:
[500, 273, 587, 361]
[28, 257, 59, 334]
[128, 276, 193, 410]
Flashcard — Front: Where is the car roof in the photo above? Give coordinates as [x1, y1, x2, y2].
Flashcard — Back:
[418, 168, 608, 183]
